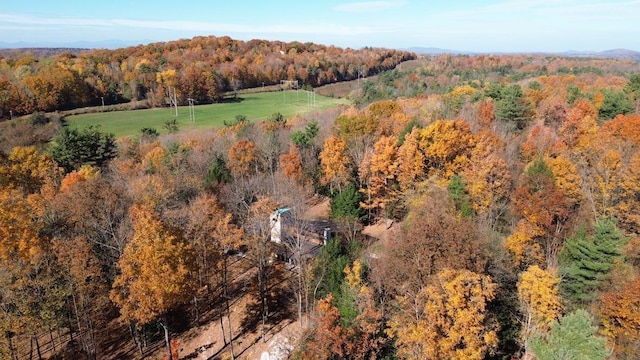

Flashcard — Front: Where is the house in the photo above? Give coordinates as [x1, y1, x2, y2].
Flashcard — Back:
[269, 208, 333, 247]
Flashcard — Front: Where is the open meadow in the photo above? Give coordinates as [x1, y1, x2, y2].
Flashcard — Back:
[65, 90, 350, 138]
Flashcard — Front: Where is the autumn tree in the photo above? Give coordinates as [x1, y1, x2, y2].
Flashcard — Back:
[0, 145, 62, 195]
[53, 236, 106, 358]
[185, 194, 243, 355]
[520, 124, 561, 162]
[508, 157, 570, 268]
[395, 128, 426, 191]
[460, 129, 512, 220]
[360, 135, 399, 218]
[598, 275, 640, 359]
[279, 143, 304, 184]
[299, 293, 352, 359]
[389, 268, 498, 360]
[559, 98, 598, 151]
[517, 265, 563, 358]
[478, 98, 496, 128]
[0, 189, 67, 360]
[110, 204, 197, 360]
[227, 139, 258, 177]
[319, 135, 352, 193]
[418, 119, 476, 180]
[373, 184, 490, 356]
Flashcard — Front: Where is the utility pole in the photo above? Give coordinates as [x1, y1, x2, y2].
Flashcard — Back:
[187, 98, 195, 122]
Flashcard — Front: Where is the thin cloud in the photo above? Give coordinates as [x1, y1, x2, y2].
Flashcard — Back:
[333, 1, 405, 13]
[0, 12, 395, 37]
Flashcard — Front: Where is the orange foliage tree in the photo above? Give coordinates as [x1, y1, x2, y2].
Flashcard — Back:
[360, 135, 399, 217]
[598, 275, 640, 358]
[227, 139, 258, 177]
[279, 143, 304, 184]
[509, 158, 570, 268]
[110, 204, 197, 360]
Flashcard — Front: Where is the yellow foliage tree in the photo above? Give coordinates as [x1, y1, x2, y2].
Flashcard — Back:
[546, 154, 583, 206]
[419, 119, 476, 180]
[462, 130, 511, 214]
[389, 268, 498, 360]
[396, 128, 426, 190]
[360, 135, 398, 216]
[319, 135, 352, 193]
[517, 265, 563, 358]
[0, 145, 61, 194]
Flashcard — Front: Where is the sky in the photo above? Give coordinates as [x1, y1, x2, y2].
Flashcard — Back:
[1, 0, 639, 52]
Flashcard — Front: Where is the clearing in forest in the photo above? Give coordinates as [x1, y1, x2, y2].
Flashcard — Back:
[65, 90, 350, 138]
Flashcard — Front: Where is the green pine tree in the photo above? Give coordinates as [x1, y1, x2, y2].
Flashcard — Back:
[560, 218, 626, 305]
[448, 174, 474, 218]
[495, 84, 532, 130]
[530, 309, 609, 360]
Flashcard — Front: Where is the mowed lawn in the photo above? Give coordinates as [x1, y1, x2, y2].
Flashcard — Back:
[66, 90, 350, 138]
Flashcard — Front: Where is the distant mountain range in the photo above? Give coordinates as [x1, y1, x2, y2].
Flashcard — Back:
[0, 39, 151, 50]
[1, 39, 639, 62]
[407, 47, 640, 60]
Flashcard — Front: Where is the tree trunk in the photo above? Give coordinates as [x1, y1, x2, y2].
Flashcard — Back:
[297, 250, 303, 330]
[159, 318, 172, 360]
[48, 324, 56, 352]
[259, 258, 268, 343]
[223, 256, 235, 360]
[8, 335, 17, 360]
[29, 336, 34, 360]
[219, 299, 227, 345]
[193, 294, 200, 323]
[35, 335, 42, 360]
[129, 323, 143, 356]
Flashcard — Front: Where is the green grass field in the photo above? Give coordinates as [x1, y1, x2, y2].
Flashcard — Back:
[66, 90, 350, 138]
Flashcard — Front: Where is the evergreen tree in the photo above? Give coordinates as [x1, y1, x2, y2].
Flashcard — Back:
[495, 84, 532, 130]
[330, 183, 365, 221]
[598, 89, 634, 121]
[448, 174, 473, 217]
[560, 218, 626, 305]
[50, 126, 117, 172]
[530, 309, 609, 360]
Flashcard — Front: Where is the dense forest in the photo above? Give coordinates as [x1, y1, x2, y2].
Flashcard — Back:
[1, 36, 640, 360]
[0, 35, 414, 118]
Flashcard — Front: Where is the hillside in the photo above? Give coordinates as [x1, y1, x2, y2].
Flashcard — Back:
[0, 35, 415, 120]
